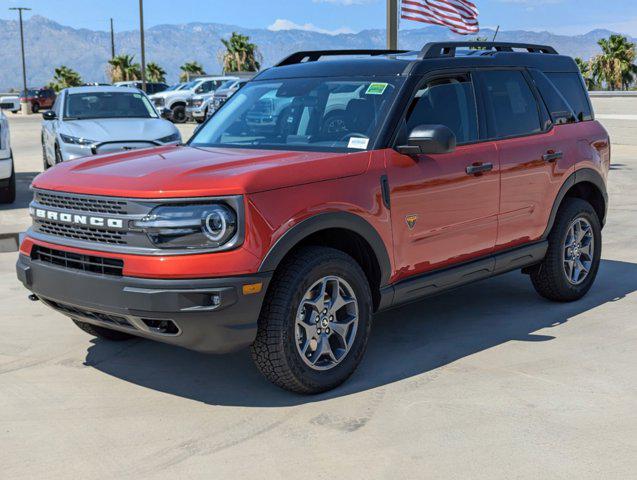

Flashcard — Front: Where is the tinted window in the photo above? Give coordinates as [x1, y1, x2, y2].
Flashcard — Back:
[529, 69, 576, 125]
[481, 70, 541, 138]
[64, 91, 158, 119]
[545, 72, 593, 121]
[406, 76, 478, 144]
[191, 77, 403, 152]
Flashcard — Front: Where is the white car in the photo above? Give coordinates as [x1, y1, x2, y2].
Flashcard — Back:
[187, 78, 247, 123]
[149, 76, 237, 123]
[41, 86, 181, 169]
[0, 100, 15, 203]
[0, 95, 20, 114]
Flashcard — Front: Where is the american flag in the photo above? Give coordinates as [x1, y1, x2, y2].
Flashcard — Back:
[401, 0, 479, 35]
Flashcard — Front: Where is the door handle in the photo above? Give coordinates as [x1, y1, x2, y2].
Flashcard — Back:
[543, 150, 563, 162]
[466, 162, 493, 175]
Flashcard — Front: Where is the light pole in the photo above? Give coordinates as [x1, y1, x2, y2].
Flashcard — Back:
[9, 6, 32, 114]
[110, 18, 115, 59]
[387, 0, 398, 49]
[139, 0, 147, 92]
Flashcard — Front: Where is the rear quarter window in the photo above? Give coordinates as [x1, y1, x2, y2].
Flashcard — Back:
[545, 72, 593, 122]
[529, 69, 576, 125]
[480, 70, 542, 139]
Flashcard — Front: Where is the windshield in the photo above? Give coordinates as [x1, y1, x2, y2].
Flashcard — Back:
[64, 91, 158, 120]
[181, 81, 199, 91]
[20, 90, 37, 97]
[218, 80, 237, 90]
[165, 84, 183, 92]
[190, 77, 403, 152]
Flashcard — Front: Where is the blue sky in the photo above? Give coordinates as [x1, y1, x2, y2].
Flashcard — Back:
[2, 0, 637, 36]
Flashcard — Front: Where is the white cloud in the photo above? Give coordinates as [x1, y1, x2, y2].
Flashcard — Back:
[268, 19, 355, 35]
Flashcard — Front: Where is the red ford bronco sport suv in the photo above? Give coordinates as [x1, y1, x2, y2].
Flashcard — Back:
[17, 42, 610, 393]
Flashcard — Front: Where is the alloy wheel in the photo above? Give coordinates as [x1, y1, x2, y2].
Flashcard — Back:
[563, 217, 594, 285]
[295, 275, 359, 371]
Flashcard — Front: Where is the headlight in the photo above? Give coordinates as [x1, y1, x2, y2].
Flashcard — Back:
[153, 97, 165, 107]
[60, 134, 95, 146]
[133, 203, 237, 249]
[193, 99, 204, 107]
[156, 132, 181, 144]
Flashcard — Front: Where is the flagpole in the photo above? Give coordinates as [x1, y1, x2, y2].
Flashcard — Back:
[387, 0, 398, 49]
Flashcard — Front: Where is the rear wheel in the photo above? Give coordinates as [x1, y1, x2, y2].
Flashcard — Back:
[72, 320, 135, 341]
[171, 104, 186, 123]
[0, 153, 16, 204]
[251, 246, 372, 394]
[530, 198, 602, 302]
[31, 103, 39, 114]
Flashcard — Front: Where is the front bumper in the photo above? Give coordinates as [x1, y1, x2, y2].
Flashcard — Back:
[186, 105, 206, 119]
[17, 254, 271, 353]
[0, 153, 12, 181]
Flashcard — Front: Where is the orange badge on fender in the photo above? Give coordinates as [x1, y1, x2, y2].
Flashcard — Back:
[405, 214, 418, 230]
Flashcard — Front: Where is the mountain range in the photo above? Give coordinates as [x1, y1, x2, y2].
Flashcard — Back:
[1, 15, 635, 91]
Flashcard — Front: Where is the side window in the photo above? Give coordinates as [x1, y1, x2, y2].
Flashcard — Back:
[481, 70, 542, 138]
[545, 72, 593, 122]
[529, 69, 576, 125]
[405, 75, 479, 145]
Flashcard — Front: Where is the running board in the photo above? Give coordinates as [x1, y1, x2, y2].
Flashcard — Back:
[381, 241, 548, 309]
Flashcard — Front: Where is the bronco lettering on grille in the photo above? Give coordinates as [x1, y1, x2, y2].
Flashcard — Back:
[29, 207, 124, 229]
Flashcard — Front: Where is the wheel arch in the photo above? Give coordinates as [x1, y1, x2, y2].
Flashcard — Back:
[258, 212, 392, 310]
[542, 168, 608, 239]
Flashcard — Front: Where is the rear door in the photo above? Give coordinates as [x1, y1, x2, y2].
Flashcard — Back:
[386, 72, 500, 281]
[476, 69, 573, 250]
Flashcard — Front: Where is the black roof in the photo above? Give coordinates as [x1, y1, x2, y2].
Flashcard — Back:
[255, 42, 579, 81]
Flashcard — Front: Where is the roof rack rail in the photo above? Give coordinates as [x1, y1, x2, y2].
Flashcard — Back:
[276, 49, 409, 67]
[419, 42, 558, 59]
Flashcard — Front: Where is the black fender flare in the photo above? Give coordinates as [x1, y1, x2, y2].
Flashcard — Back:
[258, 211, 392, 287]
[542, 168, 608, 239]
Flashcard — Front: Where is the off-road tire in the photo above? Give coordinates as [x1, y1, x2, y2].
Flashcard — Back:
[171, 104, 186, 123]
[0, 153, 16, 204]
[251, 246, 372, 394]
[531, 198, 602, 302]
[72, 319, 135, 341]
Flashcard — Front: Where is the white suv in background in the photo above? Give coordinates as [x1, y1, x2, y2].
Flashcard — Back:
[0, 101, 15, 203]
[149, 76, 236, 123]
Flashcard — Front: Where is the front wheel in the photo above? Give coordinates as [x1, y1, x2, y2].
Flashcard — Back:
[251, 246, 372, 394]
[171, 105, 186, 123]
[31, 103, 39, 114]
[530, 198, 602, 302]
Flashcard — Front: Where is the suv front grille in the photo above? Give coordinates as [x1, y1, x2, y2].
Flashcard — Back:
[34, 191, 128, 215]
[37, 220, 126, 245]
[32, 245, 124, 276]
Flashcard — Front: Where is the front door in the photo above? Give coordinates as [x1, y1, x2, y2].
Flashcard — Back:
[386, 73, 500, 282]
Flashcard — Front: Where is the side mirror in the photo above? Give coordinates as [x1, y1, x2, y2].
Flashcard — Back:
[42, 110, 56, 120]
[396, 124, 456, 156]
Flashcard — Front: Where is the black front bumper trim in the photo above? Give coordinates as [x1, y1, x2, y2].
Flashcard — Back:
[17, 254, 271, 354]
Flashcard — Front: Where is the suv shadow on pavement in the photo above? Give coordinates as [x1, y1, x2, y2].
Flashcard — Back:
[82, 259, 637, 406]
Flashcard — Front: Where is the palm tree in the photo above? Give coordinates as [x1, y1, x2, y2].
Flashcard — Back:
[220, 32, 261, 72]
[591, 35, 636, 90]
[575, 57, 597, 90]
[179, 61, 205, 82]
[146, 62, 166, 83]
[108, 54, 142, 83]
[48, 65, 82, 91]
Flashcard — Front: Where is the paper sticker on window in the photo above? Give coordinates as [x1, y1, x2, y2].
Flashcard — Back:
[347, 137, 369, 149]
[366, 83, 388, 95]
